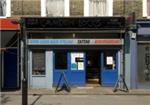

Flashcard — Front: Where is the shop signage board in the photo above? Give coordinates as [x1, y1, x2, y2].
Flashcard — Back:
[28, 39, 123, 45]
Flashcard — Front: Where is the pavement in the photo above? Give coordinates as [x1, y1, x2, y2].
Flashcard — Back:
[1, 85, 150, 95]
[1, 86, 150, 105]
[1, 94, 150, 105]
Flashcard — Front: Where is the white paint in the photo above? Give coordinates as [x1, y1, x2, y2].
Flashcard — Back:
[64, 0, 70, 16]
[45, 51, 53, 88]
[143, 0, 147, 17]
[107, 0, 113, 16]
[84, 0, 89, 16]
[41, 0, 46, 17]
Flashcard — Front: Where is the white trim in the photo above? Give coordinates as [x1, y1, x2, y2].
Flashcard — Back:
[84, 0, 89, 16]
[143, 0, 147, 17]
[64, 0, 69, 16]
[41, 0, 46, 17]
[107, 0, 113, 16]
[6, 0, 11, 17]
[0, 0, 11, 18]
[84, 0, 113, 16]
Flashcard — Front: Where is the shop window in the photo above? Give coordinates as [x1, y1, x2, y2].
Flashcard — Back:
[70, 0, 84, 16]
[138, 44, 150, 82]
[104, 51, 116, 70]
[32, 50, 45, 75]
[55, 51, 67, 70]
[46, 0, 65, 16]
[11, 0, 41, 16]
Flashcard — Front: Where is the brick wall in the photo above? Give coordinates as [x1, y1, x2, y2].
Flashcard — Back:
[11, 0, 40, 16]
[148, 0, 150, 16]
[70, 0, 84, 16]
[113, 0, 143, 19]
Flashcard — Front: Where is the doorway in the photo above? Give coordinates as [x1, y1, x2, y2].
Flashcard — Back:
[86, 50, 100, 85]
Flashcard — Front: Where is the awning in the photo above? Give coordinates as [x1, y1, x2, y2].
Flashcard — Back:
[0, 18, 20, 30]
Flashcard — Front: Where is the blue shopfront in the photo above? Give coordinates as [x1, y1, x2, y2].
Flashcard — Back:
[28, 39, 123, 87]
[22, 17, 125, 88]
[127, 19, 150, 89]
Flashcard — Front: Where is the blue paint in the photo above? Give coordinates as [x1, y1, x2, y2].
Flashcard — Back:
[101, 51, 118, 86]
[53, 52, 85, 86]
[29, 39, 74, 45]
[4, 49, 18, 89]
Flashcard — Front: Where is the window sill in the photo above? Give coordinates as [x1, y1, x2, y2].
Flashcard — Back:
[32, 75, 46, 77]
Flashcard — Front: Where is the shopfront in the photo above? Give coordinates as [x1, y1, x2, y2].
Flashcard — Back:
[22, 17, 125, 88]
[136, 19, 150, 88]
[129, 19, 150, 89]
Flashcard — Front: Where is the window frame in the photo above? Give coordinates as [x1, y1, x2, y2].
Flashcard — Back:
[143, 0, 150, 18]
[0, 0, 11, 18]
[41, 0, 70, 17]
[84, 0, 113, 16]
[32, 50, 46, 76]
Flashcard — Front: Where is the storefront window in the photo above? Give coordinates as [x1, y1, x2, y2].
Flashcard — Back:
[138, 44, 150, 82]
[55, 51, 67, 70]
[32, 50, 45, 75]
[89, 0, 107, 16]
[46, 0, 64, 16]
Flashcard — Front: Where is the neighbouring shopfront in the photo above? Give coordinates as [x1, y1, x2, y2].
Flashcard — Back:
[21, 17, 126, 88]
[128, 19, 150, 89]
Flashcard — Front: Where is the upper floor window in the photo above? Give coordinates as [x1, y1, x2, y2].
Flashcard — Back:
[0, 0, 10, 18]
[0, 0, 6, 17]
[41, 0, 69, 17]
[89, 0, 107, 16]
[46, 0, 65, 16]
[84, 0, 113, 16]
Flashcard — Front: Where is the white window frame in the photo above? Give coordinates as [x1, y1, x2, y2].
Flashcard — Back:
[0, 0, 11, 18]
[84, 0, 113, 16]
[41, 0, 70, 17]
[143, 0, 150, 18]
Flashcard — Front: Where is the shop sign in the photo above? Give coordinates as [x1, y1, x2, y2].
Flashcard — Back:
[28, 39, 123, 45]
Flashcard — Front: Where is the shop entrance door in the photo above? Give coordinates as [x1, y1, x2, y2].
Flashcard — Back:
[86, 51, 100, 85]
[101, 50, 118, 86]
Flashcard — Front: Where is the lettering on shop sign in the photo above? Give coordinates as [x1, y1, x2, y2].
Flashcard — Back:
[78, 40, 90, 44]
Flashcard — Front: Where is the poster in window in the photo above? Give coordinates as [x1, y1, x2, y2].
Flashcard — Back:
[106, 56, 113, 65]
[71, 53, 84, 70]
